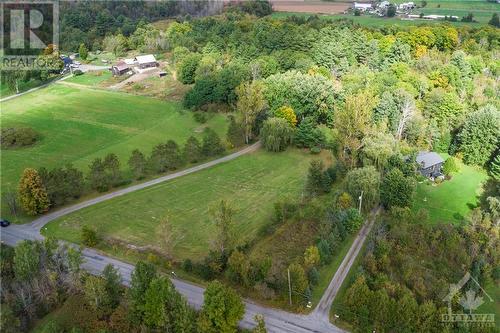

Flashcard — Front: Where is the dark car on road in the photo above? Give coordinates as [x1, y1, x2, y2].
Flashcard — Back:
[0, 219, 11, 227]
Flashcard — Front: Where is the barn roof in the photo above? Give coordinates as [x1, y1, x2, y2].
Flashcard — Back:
[113, 61, 130, 71]
[416, 151, 444, 169]
[135, 54, 157, 64]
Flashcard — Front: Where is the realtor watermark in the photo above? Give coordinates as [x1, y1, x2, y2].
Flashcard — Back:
[1, 0, 59, 70]
[442, 272, 495, 328]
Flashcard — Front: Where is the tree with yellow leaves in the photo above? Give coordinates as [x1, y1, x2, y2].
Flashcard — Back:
[274, 105, 297, 127]
[18, 168, 49, 215]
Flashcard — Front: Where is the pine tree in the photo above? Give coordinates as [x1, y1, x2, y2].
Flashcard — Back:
[78, 43, 88, 60]
[184, 136, 202, 163]
[128, 149, 147, 179]
[18, 168, 50, 215]
[202, 128, 225, 157]
[226, 116, 245, 148]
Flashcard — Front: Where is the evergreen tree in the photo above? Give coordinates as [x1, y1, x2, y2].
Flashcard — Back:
[78, 43, 88, 60]
[184, 136, 202, 163]
[202, 128, 225, 157]
[294, 117, 325, 148]
[489, 13, 500, 28]
[226, 115, 245, 148]
[88, 157, 109, 192]
[104, 153, 122, 186]
[128, 149, 147, 179]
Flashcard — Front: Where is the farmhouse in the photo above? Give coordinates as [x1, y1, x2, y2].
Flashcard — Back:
[111, 62, 131, 76]
[353, 2, 373, 11]
[134, 54, 159, 69]
[416, 151, 444, 178]
[398, 2, 415, 10]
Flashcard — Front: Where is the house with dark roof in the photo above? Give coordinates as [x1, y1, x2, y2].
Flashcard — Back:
[416, 151, 444, 178]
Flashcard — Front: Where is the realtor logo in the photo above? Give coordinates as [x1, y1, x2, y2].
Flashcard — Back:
[1, 0, 59, 69]
[442, 272, 495, 328]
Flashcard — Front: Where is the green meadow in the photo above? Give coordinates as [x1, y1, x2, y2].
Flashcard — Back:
[1, 84, 227, 220]
[43, 149, 315, 260]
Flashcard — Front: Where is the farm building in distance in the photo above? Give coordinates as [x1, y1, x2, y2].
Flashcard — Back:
[353, 2, 373, 11]
[135, 55, 159, 69]
[111, 54, 158, 76]
[416, 151, 444, 178]
[111, 62, 131, 76]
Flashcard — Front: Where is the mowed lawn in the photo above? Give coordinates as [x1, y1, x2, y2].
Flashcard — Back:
[412, 163, 488, 224]
[64, 70, 114, 86]
[43, 149, 314, 260]
[1, 84, 227, 218]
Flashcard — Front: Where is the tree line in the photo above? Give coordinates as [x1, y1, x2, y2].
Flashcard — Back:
[8, 128, 226, 217]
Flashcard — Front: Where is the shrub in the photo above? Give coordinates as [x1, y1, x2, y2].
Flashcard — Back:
[310, 147, 321, 154]
[73, 69, 83, 76]
[81, 225, 98, 247]
[442, 157, 460, 176]
[1, 127, 40, 148]
[193, 112, 208, 124]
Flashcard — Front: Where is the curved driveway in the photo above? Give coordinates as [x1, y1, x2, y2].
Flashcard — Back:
[0, 141, 371, 332]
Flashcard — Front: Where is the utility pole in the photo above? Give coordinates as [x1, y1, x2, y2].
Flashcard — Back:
[358, 190, 364, 214]
[287, 268, 292, 306]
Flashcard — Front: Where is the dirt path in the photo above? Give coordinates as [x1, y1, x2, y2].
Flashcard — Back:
[311, 206, 381, 321]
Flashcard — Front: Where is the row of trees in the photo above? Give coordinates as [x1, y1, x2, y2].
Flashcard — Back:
[11, 128, 226, 217]
[1, 239, 268, 333]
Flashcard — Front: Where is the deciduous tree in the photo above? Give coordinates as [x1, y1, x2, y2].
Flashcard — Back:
[198, 280, 244, 333]
[18, 168, 49, 215]
[236, 81, 267, 144]
[260, 117, 294, 152]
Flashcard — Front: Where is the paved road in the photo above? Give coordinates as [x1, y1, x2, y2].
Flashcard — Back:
[311, 207, 380, 321]
[0, 142, 380, 332]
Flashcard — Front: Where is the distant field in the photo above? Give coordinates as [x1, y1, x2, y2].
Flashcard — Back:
[43, 149, 315, 260]
[0, 84, 227, 221]
[271, 0, 350, 14]
[272, 11, 490, 26]
[412, 161, 488, 224]
[271, 0, 498, 26]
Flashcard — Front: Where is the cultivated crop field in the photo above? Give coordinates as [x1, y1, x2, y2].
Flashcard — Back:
[43, 149, 316, 260]
[0, 84, 227, 209]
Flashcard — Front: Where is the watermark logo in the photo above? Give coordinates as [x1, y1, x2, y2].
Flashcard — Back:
[442, 272, 495, 328]
[1, 0, 59, 70]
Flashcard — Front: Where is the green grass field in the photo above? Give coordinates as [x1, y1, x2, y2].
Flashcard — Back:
[64, 70, 113, 86]
[412, 162, 488, 224]
[1, 84, 227, 221]
[43, 149, 315, 260]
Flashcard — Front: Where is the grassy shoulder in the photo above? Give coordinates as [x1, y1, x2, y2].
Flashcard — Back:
[1, 83, 228, 222]
[311, 233, 356, 306]
[43, 148, 316, 261]
[412, 160, 488, 224]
